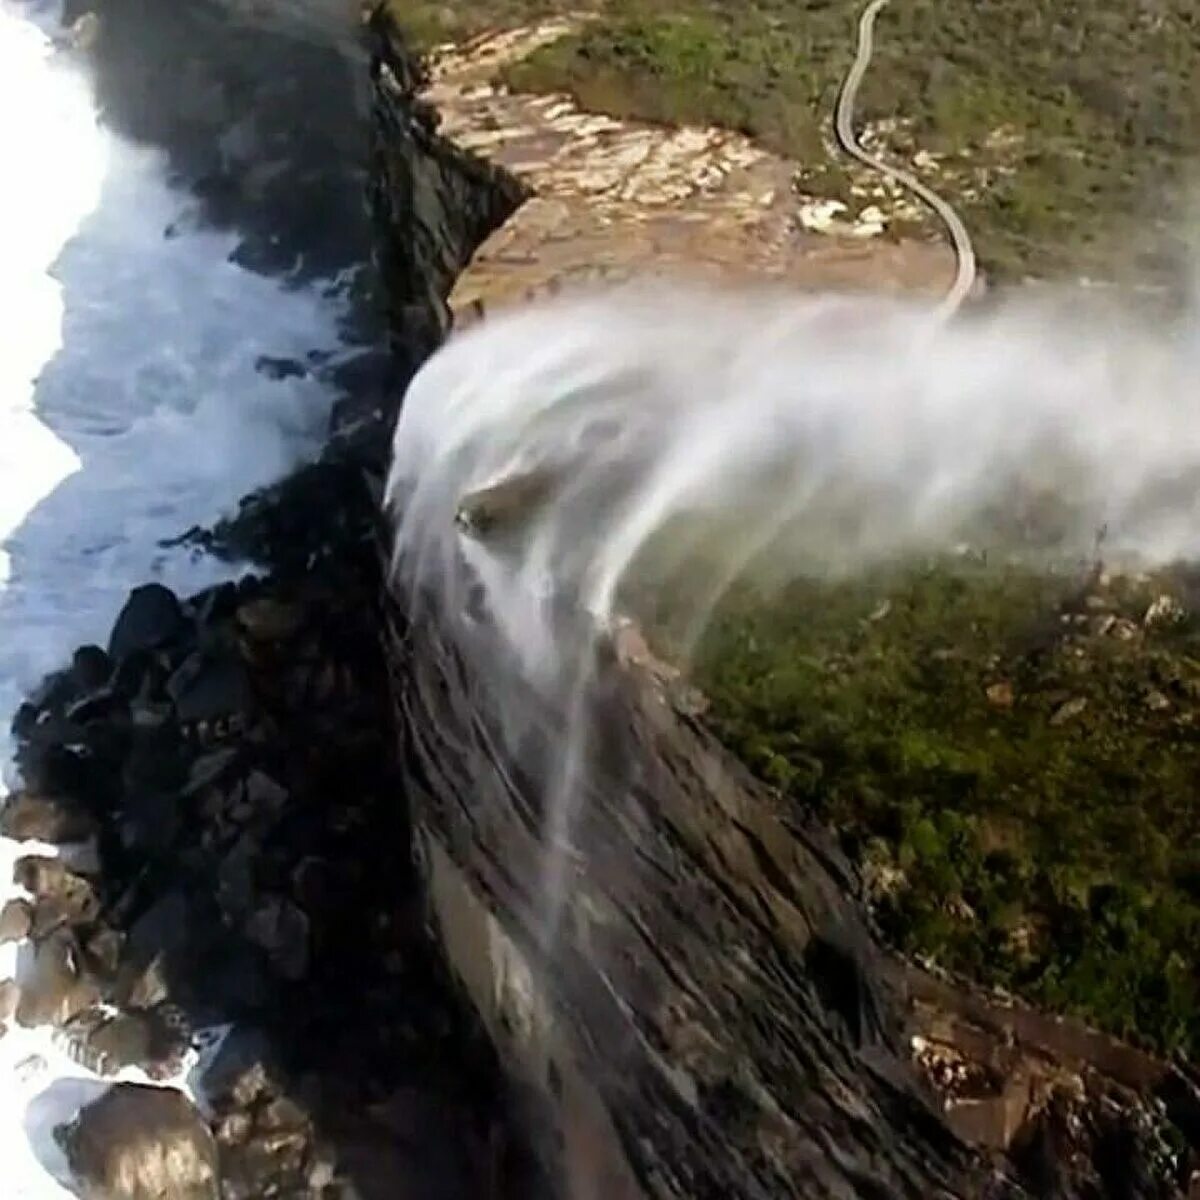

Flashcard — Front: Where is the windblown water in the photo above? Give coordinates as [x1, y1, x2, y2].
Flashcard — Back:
[0, 1, 345, 1191]
[387, 281, 1200, 939]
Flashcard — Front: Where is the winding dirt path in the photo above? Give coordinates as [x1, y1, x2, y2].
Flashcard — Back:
[835, 0, 977, 316]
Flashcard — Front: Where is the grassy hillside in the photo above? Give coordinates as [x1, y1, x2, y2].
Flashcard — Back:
[667, 561, 1200, 1056]
[387, 0, 1200, 283]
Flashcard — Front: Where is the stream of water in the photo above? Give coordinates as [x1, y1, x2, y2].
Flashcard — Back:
[387, 280, 1200, 941]
[0, 1, 347, 1190]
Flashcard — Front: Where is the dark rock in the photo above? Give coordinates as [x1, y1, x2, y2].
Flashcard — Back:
[245, 896, 310, 981]
[56, 1084, 219, 1200]
[189, 582, 240, 630]
[200, 1027, 279, 1110]
[84, 927, 125, 977]
[66, 687, 129, 727]
[17, 930, 101, 1028]
[125, 889, 192, 967]
[109, 585, 187, 661]
[0, 791, 98, 843]
[244, 769, 288, 815]
[255, 354, 308, 381]
[0, 898, 33, 943]
[11, 701, 39, 742]
[235, 596, 306, 643]
[217, 833, 259, 920]
[72, 645, 113, 692]
[167, 652, 252, 725]
[183, 747, 242, 796]
[117, 951, 170, 1011]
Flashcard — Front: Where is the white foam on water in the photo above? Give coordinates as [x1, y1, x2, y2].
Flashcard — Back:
[387, 280, 1200, 943]
[0, 1, 344, 1190]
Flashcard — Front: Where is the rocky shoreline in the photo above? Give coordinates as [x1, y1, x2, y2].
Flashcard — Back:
[1, 1, 535, 1195]
[9, 1, 1200, 1196]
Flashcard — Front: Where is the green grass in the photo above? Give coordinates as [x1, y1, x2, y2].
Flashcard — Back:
[382, 0, 1200, 284]
[665, 561, 1200, 1055]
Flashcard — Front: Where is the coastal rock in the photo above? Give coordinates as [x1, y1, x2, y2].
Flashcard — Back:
[56, 1084, 219, 1200]
[17, 930, 101, 1028]
[0, 898, 33, 943]
[108, 585, 187, 661]
[167, 652, 252, 726]
[0, 790, 98, 843]
[14, 856, 101, 935]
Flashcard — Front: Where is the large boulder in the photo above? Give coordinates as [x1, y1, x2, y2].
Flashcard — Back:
[56, 1084, 219, 1200]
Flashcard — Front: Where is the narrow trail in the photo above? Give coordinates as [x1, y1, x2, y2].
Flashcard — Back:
[834, 0, 977, 317]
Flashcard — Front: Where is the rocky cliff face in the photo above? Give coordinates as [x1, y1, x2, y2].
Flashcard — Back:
[365, 9, 527, 380]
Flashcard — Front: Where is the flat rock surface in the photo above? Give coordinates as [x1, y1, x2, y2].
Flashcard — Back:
[420, 21, 956, 324]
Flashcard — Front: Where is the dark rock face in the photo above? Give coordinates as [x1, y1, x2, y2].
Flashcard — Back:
[365, 10, 527, 393]
[108, 585, 187, 661]
[56, 1084, 220, 1200]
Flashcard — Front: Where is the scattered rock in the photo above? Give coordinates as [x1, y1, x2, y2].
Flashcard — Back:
[72, 645, 114, 692]
[0, 791, 98, 843]
[986, 681, 1015, 710]
[1144, 593, 1186, 629]
[56, 1084, 219, 1200]
[0, 898, 33, 944]
[235, 596, 306, 643]
[14, 857, 100, 933]
[1145, 689, 1173, 713]
[17, 930, 101, 1028]
[0, 978, 20, 1023]
[1050, 697, 1088, 727]
[108, 585, 187, 661]
[167, 652, 252, 726]
[245, 896, 310, 981]
[254, 354, 308, 381]
[56, 1005, 191, 1078]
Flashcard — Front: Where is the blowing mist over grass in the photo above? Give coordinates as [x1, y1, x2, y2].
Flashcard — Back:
[389, 283, 1200, 1055]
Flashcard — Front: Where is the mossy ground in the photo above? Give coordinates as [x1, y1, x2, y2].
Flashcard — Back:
[653, 559, 1200, 1056]
[384, 0, 1200, 284]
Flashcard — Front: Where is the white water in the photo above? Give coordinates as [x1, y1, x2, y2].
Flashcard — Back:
[0, 2, 344, 1191]
[387, 280, 1200, 936]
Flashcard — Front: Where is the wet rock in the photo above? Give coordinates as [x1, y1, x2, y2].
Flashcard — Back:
[56, 1005, 191, 1078]
[0, 978, 19, 1023]
[244, 769, 288, 815]
[17, 930, 101, 1028]
[235, 596, 306, 643]
[84, 927, 125, 977]
[183, 747, 242, 797]
[0, 898, 33, 943]
[72, 645, 114, 692]
[56, 1084, 219, 1200]
[201, 1027, 279, 1111]
[1050, 697, 1088, 726]
[245, 896, 310, 981]
[1144, 593, 1186, 629]
[109, 585, 187, 661]
[15, 856, 101, 934]
[117, 951, 170, 1012]
[1, 790, 98, 843]
[255, 354, 308, 381]
[167, 652, 252, 725]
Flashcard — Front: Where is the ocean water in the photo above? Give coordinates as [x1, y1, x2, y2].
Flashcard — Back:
[0, 1, 346, 1189]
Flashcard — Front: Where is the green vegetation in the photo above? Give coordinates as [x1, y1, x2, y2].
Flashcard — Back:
[666, 561, 1200, 1055]
[385, 0, 1200, 283]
